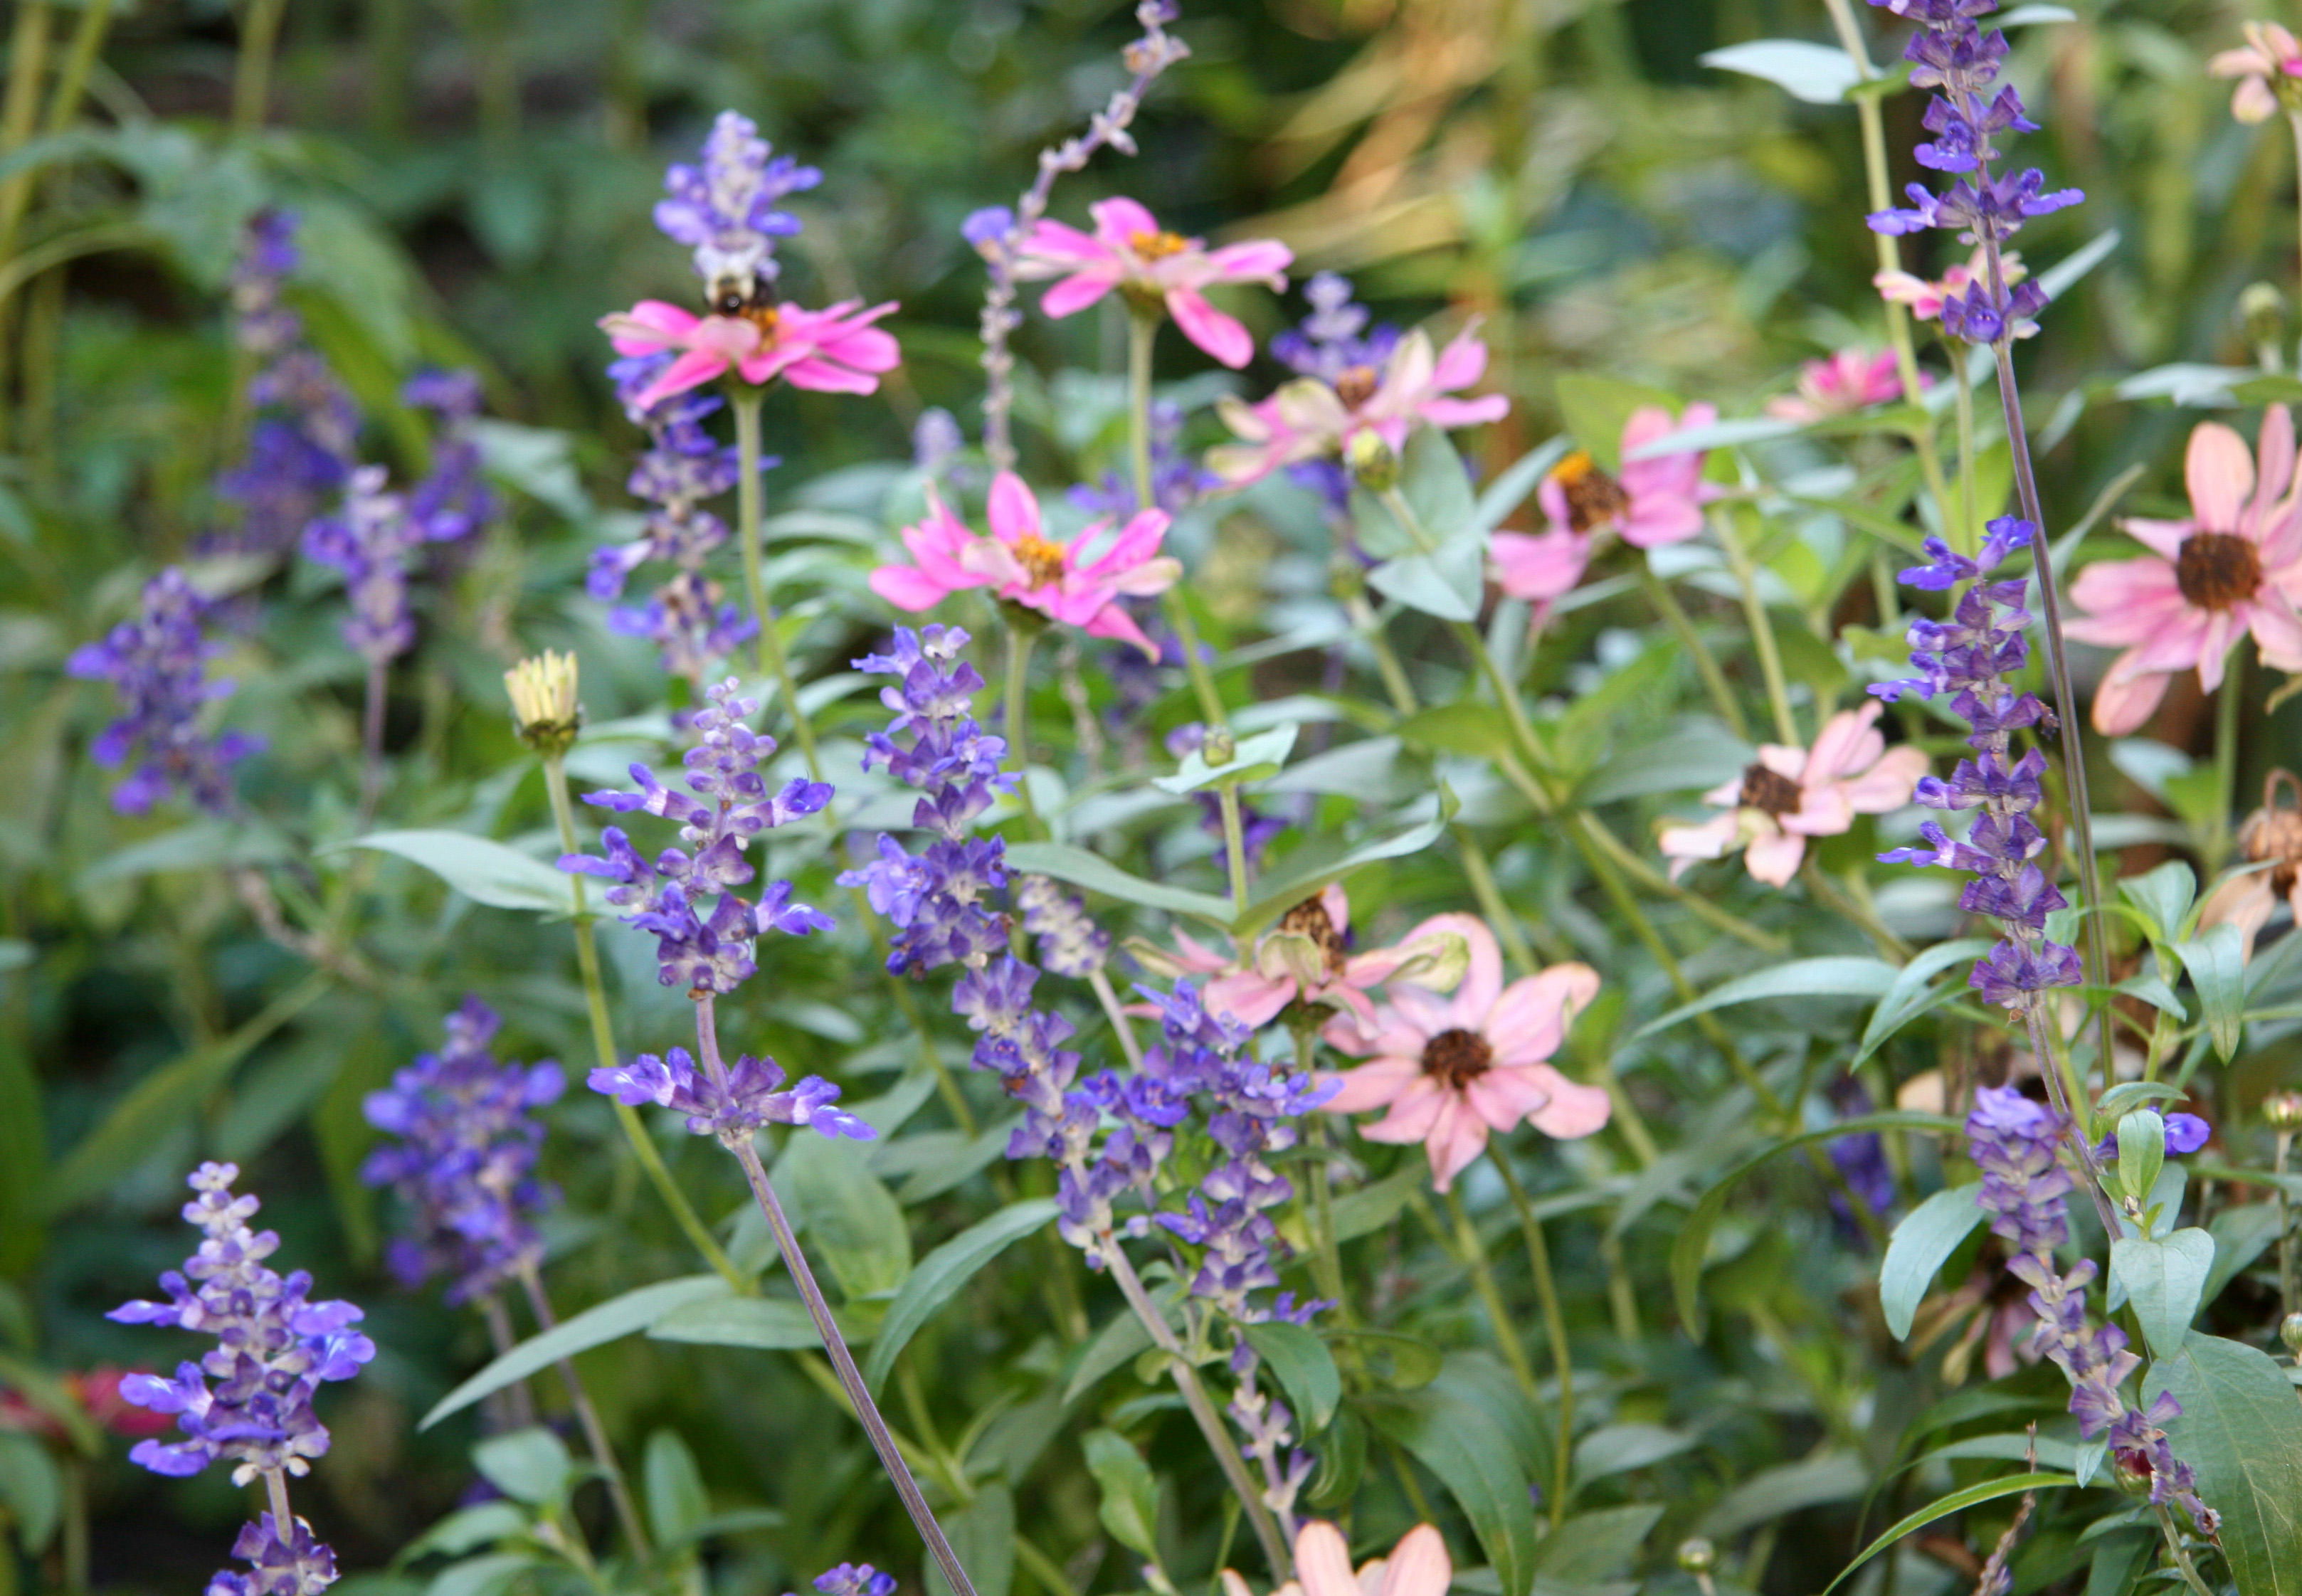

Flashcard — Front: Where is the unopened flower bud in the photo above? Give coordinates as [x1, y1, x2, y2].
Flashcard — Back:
[1676, 1538, 1716, 1575]
[2266, 1092, 2302, 1133]
[2241, 282, 2287, 352]
[505, 651, 581, 755]
[1202, 727, 1237, 766]
[1347, 428, 1398, 491]
[2283, 1313, 2302, 1355]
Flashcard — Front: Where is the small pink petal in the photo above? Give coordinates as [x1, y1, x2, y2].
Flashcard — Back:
[1484, 964, 1600, 1068]
[1089, 196, 1163, 248]
[2090, 655, 2171, 734]
[1521, 1065, 1613, 1138]
[1204, 971, 1297, 1030]
[1743, 825, 1805, 887]
[987, 472, 1043, 546]
[869, 565, 956, 611]
[1376, 1526, 1452, 1596]
[1294, 1523, 1361, 1596]
[1041, 270, 1119, 319]
[1166, 287, 1255, 369]
[2187, 421, 2256, 533]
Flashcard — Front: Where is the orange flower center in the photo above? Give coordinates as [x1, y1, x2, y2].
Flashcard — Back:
[1420, 1027, 1493, 1089]
[1738, 761, 1802, 818]
[2174, 531, 2262, 611]
[1333, 365, 1380, 409]
[1550, 450, 1630, 534]
[1013, 533, 1069, 588]
[1129, 229, 1191, 262]
[1277, 897, 1350, 978]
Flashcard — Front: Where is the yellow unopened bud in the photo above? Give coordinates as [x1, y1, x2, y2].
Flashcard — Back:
[1675, 1538, 1716, 1575]
[505, 651, 582, 754]
[2266, 1092, 2302, 1133]
[1347, 429, 1398, 492]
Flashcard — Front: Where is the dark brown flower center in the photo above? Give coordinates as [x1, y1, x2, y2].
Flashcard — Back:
[1277, 897, 1350, 978]
[2174, 531, 2263, 611]
[1550, 450, 1630, 534]
[1129, 229, 1191, 262]
[1013, 533, 1068, 588]
[1738, 761, 1802, 817]
[1420, 1027, 1493, 1089]
[1334, 365, 1380, 409]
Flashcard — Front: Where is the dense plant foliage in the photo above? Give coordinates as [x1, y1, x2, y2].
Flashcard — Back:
[9, 1, 2302, 1594]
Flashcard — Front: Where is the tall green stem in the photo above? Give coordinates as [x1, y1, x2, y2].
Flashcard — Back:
[2277, 1129, 2295, 1322]
[543, 752, 750, 1293]
[1128, 310, 1227, 728]
[1445, 1188, 1543, 1405]
[1216, 783, 1252, 914]
[1003, 620, 1045, 833]
[1712, 508, 1798, 747]
[1640, 567, 1748, 739]
[734, 391, 823, 780]
[2212, 644, 2245, 870]
[230, 0, 288, 134]
[1490, 1156, 1573, 1528]
[1951, 342, 1979, 554]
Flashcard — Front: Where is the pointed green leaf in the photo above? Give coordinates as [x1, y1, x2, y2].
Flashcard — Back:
[329, 830, 574, 914]
[1635, 957, 1903, 1040]
[1880, 1182, 1985, 1340]
[1001, 841, 1233, 926]
[1241, 1321, 1341, 1432]
[1082, 1431, 1161, 1558]
[2111, 1230, 2214, 1358]
[2175, 924, 2248, 1060]
[1854, 939, 1993, 1068]
[1821, 1474, 2081, 1595]
[2145, 1332, 2302, 1594]
[864, 1199, 1057, 1395]
[421, 1276, 729, 1429]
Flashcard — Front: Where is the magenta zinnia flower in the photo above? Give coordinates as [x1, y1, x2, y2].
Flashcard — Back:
[1319, 914, 1607, 1192]
[1206, 325, 1509, 489]
[1489, 404, 1718, 606]
[867, 472, 1181, 657]
[1657, 702, 1928, 887]
[1765, 349, 1916, 423]
[2066, 406, 2302, 734]
[1014, 198, 1291, 369]
[598, 298, 900, 408]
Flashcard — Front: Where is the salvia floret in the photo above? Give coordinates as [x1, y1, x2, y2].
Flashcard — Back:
[67, 568, 262, 816]
[654, 109, 821, 300]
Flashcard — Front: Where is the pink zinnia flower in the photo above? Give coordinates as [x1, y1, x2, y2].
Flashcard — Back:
[2211, 22, 2302, 124]
[1205, 326, 1509, 488]
[1014, 198, 1292, 369]
[1876, 246, 2029, 328]
[1319, 914, 1607, 1193]
[1136, 884, 1470, 1032]
[598, 298, 901, 409]
[1658, 702, 1928, 887]
[867, 471, 1181, 657]
[1222, 1521, 1451, 1596]
[1765, 349, 1915, 423]
[1489, 404, 1719, 606]
[2065, 406, 2302, 735]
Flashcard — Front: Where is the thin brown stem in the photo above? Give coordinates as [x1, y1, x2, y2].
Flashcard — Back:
[517, 1262, 652, 1557]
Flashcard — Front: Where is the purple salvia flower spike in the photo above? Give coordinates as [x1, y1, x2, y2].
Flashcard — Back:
[68, 569, 263, 816]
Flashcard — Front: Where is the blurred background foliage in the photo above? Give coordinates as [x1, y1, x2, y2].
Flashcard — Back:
[5, 0, 2301, 1590]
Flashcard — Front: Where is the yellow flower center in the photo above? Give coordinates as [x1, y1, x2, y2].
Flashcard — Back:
[1013, 533, 1069, 587]
[1129, 229, 1191, 262]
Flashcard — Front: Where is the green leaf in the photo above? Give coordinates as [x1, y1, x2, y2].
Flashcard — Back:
[1001, 841, 1233, 926]
[421, 1276, 729, 1429]
[400, 1501, 532, 1562]
[1571, 1425, 1695, 1485]
[1700, 39, 1862, 102]
[645, 1294, 874, 1351]
[2116, 1111, 2168, 1211]
[329, 830, 574, 914]
[1366, 1377, 1541, 1596]
[1853, 940, 1994, 1069]
[2145, 1332, 2302, 1594]
[926, 1482, 1013, 1596]
[423, 1553, 542, 1596]
[0, 1432, 60, 1552]
[1232, 791, 1454, 940]
[1394, 702, 1512, 761]
[1401, 426, 1479, 539]
[1082, 1430, 1161, 1558]
[1575, 722, 1751, 805]
[1535, 1505, 1662, 1582]
[2119, 861, 2197, 946]
[1880, 1183, 1985, 1340]
[1242, 1321, 1341, 1432]
[2111, 1230, 2214, 1358]
[2204, 1204, 2282, 1307]
[472, 1427, 574, 1508]
[1634, 957, 1903, 1040]
[1368, 542, 1483, 622]
[1702, 1451, 1869, 1541]
[777, 1134, 912, 1301]
[1820, 1474, 2081, 1595]
[1330, 1163, 1425, 1242]
[2096, 1081, 2188, 1119]
[76, 818, 292, 884]
[1672, 1112, 1958, 1334]
[2175, 924, 2248, 1060]
[1553, 375, 1681, 472]
[1065, 1291, 1183, 1404]
[864, 1199, 1058, 1395]
[1153, 724, 1299, 795]
[1328, 1329, 1444, 1390]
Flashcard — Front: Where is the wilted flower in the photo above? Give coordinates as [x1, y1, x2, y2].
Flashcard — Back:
[1014, 196, 1291, 368]
[67, 568, 261, 815]
[2066, 406, 2302, 734]
[1659, 702, 1928, 887]
[2211, 21, 2302, 125]
[1321, 915, 1607, 1191]
[867, 472, 1181, 657]
[2200, 768, 2302, 958]
[1765, 349, 1917, 423]
[1489, 406, 1718, 606]
[599, 298, 901, 409]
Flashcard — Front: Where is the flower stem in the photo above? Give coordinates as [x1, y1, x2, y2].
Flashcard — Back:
[2279, 1128, 2296, 1323]
[2212, 643, 2245, 870]
[2153, 1504, 2218, 1596]
[733, 390, 823, 782]
[1800, 858, 1913, 961]
[263, 1466, 294, 1534]
[1345, 592, 1418, 718]
[1101, 1242, 1293, 1580]
[1490, 1155, 1573, 1528]
[543, 752, 751, 1294]
[1711, 507, 1799, 747]
[1445, 1187, 1544, 1405]
[357, 660, 389, 827]
[480, 1292, 539, 1428]
[1982, 248, 2118, 1097]
[1128, 310, 1227, 729]
[1217, 783, 1252, 915]
[230, 0, 288, 134]
[1088, 965, 1146, 1072]
[1951, 340, 1980, 554]
[1639, 566, 1748, 740]
[1002, 618, 1045, 834]
[517, 1262, 652, 1558]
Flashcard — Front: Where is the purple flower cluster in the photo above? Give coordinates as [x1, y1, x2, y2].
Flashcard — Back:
[591, 353, 757, 692]
[110, 1163, 374, 1484]
[68, 569, 261, 815]
[797, 1564, 897, 1596]
[207, 1512, 339, 1596]
[1965, 1088, 2217, 1533]
[400, 369, 496, 544]
[360, 998, 564, 1305]
[1864, 0, 2079, 342]
[1015, 874, 1111, 978]
[211, 212, 357, 556]
[1070, 401, 1215, 518]
[655, 110, 820, 302]
[590, 1046, 870, 1143]
[561, 680, 835, 995]
[840, 627, 1016, 976]
[1876, 517, 2081, 1011]
[302, 465, 453, 666]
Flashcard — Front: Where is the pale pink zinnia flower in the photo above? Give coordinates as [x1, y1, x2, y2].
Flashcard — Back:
[2065, 406, 2302, 735]
[1205, 326, 1509, 489]
[1320, 914, 1607, 1192]
[1014, 198, 1292, 369]
[1657, 702, 1928, 887]
[1136, 884, 1470, 1032]
[1222, 1521, 1451, 1596]
[2198, 769, 2302, 959]
[600, 298, 901, 408]
[1765, 349, 1917, 423]
[2211, 22, 2302, 124]
[868, 472, 1181, 657]
[1489, 404, 1719, 606]
[1876, 246, 2029, 329]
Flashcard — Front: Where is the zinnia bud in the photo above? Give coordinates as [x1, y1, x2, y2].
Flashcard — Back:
[505, 651, 581, 754]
